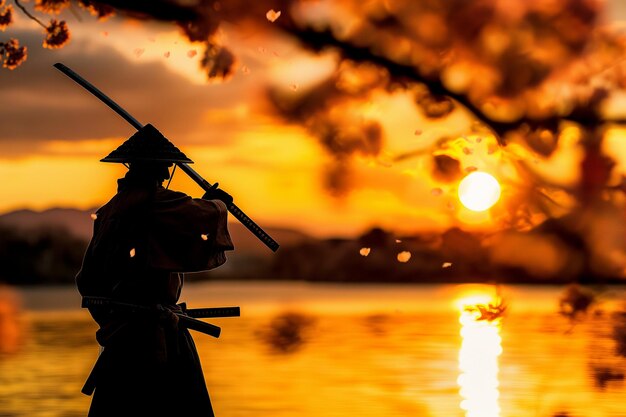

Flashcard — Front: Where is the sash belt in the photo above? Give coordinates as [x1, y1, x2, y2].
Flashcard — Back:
[80, 296, 240, 396]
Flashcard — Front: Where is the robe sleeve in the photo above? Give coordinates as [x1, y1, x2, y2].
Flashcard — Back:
[146, 188, 234, 272]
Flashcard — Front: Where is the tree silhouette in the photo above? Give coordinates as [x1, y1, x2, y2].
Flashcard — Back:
[3, 0, 626, 281]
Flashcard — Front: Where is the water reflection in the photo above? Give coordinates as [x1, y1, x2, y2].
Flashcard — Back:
[457, 294, 503, 417]
[592, 366, 624, 389]
[255, 311, 316, 354]
[3, 283, 626, 417]
[363, 313, 390, 337]
[0, 283, 23, 355]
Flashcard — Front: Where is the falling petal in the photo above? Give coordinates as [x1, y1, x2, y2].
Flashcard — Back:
[134, 48, 145, 58]
[476, 137, 482, 143]
[201, 234, 209, 241]
[290, 83, 298, 91]
[395, 239, 402, 243]
[442, 262, 452, 268]
[163, 51, 170, 58]
[431, 187, 443, 196]
[464, 299, 507, 322]
[462, 147, 473, 155]
[414, 129, 422, 136]
[397, 251, 411, 263]
[465, 166, 478, 173]
[241, 65, 250, 74]
[266, 9, 281, 22]
[187, 49, 197, 58]
[258, 46, 267, 53]
[359, 247, 371, 256]
[130, 248, 136, 258]
[90, 213, 97, 220]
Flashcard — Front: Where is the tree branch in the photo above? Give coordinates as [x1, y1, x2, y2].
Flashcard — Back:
[13, 0, 46, 29]
[276, 25, 621, 141]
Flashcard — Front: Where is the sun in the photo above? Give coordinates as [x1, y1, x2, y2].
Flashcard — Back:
[458, 172, 501, 212]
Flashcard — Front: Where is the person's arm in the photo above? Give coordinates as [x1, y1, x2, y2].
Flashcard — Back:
[147, 188, 235, 272]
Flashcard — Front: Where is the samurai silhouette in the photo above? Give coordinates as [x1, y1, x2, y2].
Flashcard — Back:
[76, 124, 234, 417]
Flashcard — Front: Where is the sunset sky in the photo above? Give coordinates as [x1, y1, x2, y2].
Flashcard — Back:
[2, 0, 626, 238]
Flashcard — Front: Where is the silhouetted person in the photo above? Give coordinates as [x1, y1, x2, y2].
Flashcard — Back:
[76, 124, 234, 417]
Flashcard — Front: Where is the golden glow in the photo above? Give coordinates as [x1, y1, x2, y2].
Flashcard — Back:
[0, 155, 124, 213]
[454, 293, 495, 311]
[458, 172, 501, 212]
[456, 292, 502, 417]
[0, 20, 502, 236]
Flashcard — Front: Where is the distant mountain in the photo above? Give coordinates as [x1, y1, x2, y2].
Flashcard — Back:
[0, 206, 311, 256]
[0, 207, 97, 241]
[0, 206, 314, 283]
[4, 207, 613, 285]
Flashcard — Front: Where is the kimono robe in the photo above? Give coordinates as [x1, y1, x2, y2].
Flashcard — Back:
[76, 173, 234, 417]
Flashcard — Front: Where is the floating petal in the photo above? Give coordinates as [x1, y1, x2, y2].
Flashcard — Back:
[266, 9, 281, 22]
[397, 251, 411, 263]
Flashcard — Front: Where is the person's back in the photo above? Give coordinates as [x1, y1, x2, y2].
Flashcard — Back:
[76, 124, 234, 417]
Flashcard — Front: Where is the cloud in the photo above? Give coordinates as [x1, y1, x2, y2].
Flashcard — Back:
[0, 26, 253, 153]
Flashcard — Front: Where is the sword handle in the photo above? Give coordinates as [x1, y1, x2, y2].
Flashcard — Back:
[227, 203, 280, 252]
[178, 163, 280, 252]
[185, 306, 241, 318]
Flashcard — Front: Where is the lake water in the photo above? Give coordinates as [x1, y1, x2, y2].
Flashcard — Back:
[1, 281, 625, 417]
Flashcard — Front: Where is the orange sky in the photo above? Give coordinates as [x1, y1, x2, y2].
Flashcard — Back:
[2, 3, 626, 238]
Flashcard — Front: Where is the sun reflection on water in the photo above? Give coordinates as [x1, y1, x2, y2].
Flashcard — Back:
[457, 293, 503, 417]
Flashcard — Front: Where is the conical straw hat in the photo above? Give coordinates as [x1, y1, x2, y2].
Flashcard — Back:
[101, 124, 193, 164]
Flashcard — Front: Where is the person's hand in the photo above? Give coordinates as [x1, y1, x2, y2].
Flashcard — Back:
[202, 183, 234, 205]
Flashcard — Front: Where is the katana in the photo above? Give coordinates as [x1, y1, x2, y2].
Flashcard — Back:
[53, 62, 279, 252]
[81, 296, 227, 338]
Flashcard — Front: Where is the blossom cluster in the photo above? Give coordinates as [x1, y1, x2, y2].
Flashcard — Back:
[0, 0, 113, 69]
[0, 38, 26, 70]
